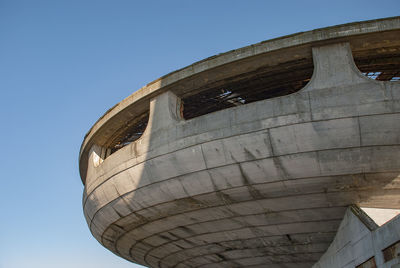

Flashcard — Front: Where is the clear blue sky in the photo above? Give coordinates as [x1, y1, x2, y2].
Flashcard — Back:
[0, 1, 398, 267]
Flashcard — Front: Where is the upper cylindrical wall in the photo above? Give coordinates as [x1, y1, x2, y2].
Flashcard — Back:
[79, 17, 400, 184]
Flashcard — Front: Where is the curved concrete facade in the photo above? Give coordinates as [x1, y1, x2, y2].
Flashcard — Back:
[80, 17, 400, 267]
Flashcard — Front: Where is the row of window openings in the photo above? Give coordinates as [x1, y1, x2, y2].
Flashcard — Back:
[106, 67, 399, 156]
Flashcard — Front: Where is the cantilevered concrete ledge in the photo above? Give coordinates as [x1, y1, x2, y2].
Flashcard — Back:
[79, 16, 400, 183]
[80, 17, 400, 268]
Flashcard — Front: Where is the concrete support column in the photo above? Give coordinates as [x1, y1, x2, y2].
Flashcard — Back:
[305, 42, 366, 91]
[145, 90, 183, 135]
[86, 144, 109, 185]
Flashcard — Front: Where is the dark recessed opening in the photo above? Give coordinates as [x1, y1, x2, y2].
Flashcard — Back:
[356, 256, 377, 268]
[109, 111, 149, 154]
[382, 240, 400, 263]
[182, 58, 313, 120]
[354, 48, 400, 82]
[106, 46, 400, 155]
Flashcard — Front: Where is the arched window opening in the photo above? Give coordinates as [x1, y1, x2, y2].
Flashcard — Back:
[109, 111, 149, 154]
[182, 58, 313, 120]
[354, 48, 400, 81]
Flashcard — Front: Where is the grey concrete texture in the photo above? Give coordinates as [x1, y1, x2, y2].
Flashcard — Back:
[79, 17, 400, 182]
[313, 206, 400, 268]
[80, 19, 400, 268]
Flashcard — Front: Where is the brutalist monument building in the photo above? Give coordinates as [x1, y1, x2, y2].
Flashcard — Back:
[79, 17, 400, 267]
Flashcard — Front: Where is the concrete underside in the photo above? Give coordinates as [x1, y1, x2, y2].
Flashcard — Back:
[80, 18, 400, 268]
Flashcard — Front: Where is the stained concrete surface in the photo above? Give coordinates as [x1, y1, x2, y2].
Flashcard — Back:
[80, 18, 400, 267]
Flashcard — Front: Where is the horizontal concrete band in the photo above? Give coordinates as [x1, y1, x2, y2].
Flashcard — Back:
[89, 184, 399, 267]
[136, 211, 344, 267]
[167, 232, 336, 268]
[101, 182, 397, 248]
[84, 112, 400, 210]
[84, 81, 400, 201]
[85, 142, 400, 238]
[87, 91, 400, 264]
[79, 17, 400, 183]
[128, 219, 342, 267]
[84, 119, 400, 229]
[167, 247, 327, 268]
[83, 68, 400, 198]
[173, 243, 328, 268]
[148, 226, 335, 264]
[179, 251, 324, 268]
[84, 108, 400, 196]
[97, 186, 397, 266]
[197, 262, 314, 268]
[86, 147, 400, 238]
[100, 187, 398, 255]
[117, 205, 344, 246]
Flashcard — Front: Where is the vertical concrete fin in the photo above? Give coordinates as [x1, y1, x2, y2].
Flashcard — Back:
[312, 206, 374, 268]
[304, 42, 366, 91]
[89, 144, 104, 167]
[86, 144, 105, 185]
[146, 90, 183, 134]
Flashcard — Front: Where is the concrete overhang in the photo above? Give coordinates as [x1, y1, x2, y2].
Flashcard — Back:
[79, 16, 400, 184]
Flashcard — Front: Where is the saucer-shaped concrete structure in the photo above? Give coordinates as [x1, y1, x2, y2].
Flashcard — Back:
[79, 17, 400, 267]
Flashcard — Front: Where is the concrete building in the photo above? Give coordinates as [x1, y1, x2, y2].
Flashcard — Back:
[79, 17, 400, 267]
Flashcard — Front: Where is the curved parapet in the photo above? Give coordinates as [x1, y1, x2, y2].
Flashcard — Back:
[80, 17, 400, 267]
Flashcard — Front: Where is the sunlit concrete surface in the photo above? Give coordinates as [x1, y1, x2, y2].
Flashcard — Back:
[79, 17, 400, 267]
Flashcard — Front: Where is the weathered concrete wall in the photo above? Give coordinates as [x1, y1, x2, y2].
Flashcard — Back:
[80, 18, 400, 268]
[313, 207, 400, 268]
[78, 17, 400, 182]
[81, 41, 400, 267]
